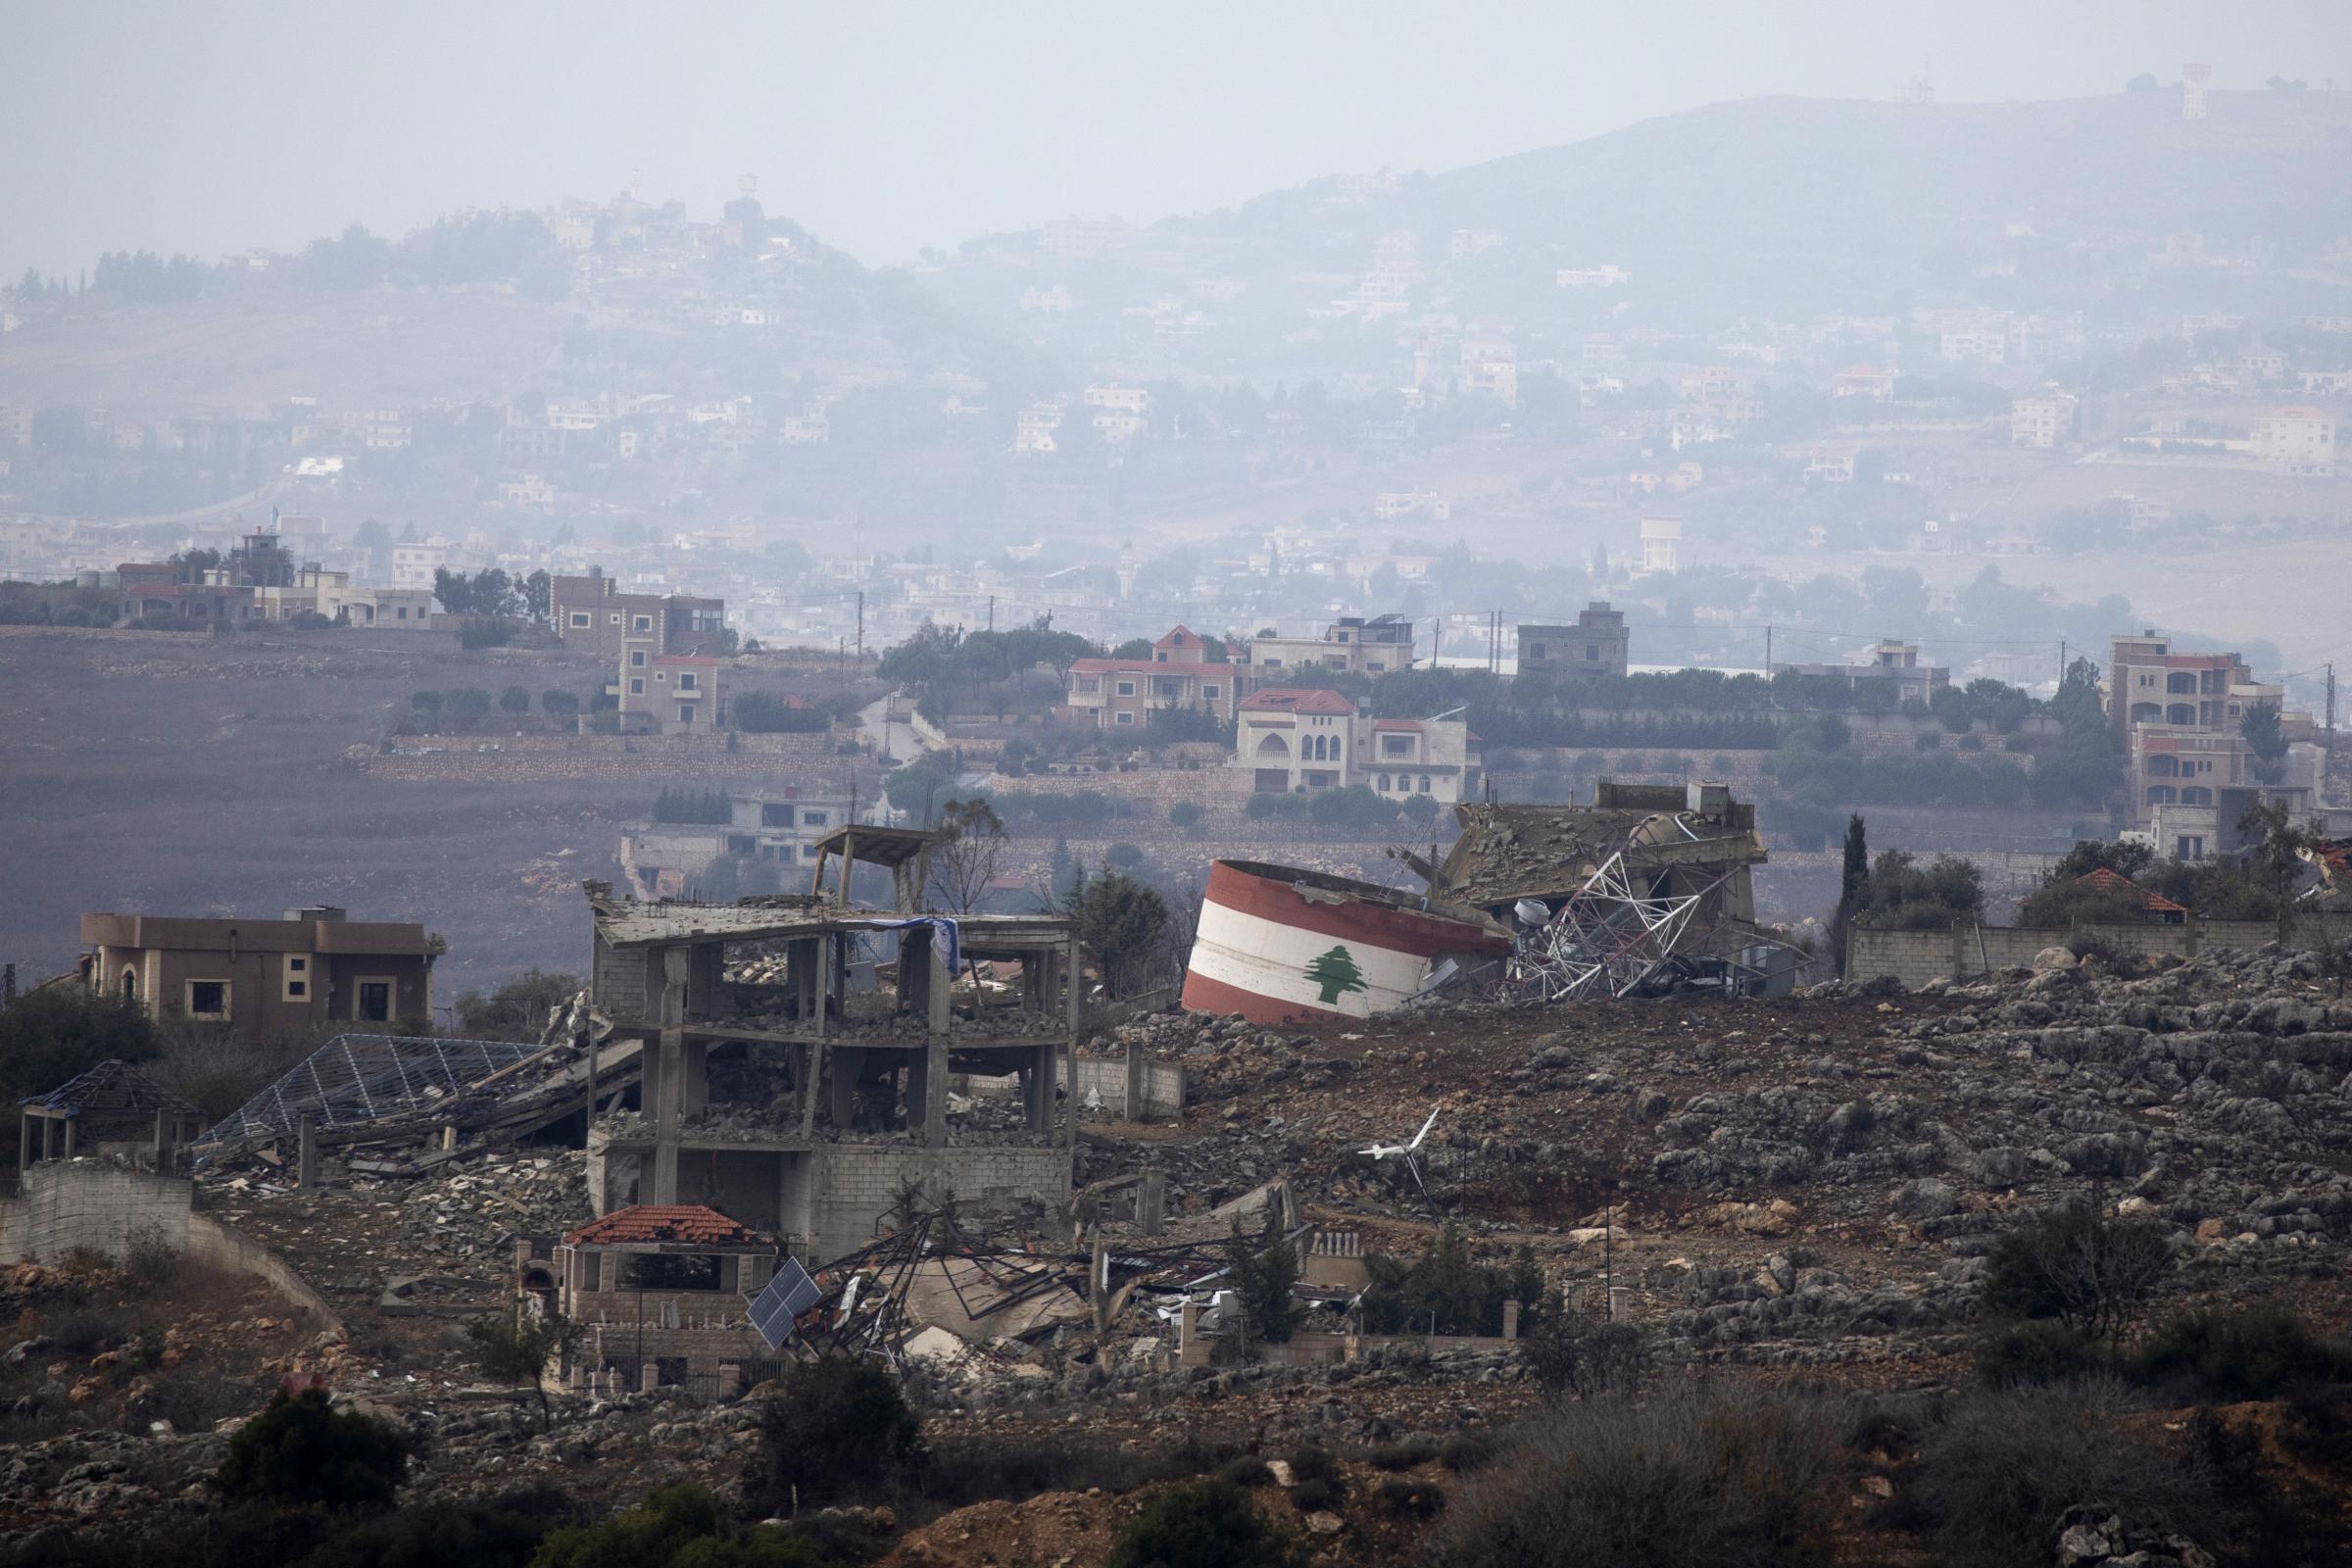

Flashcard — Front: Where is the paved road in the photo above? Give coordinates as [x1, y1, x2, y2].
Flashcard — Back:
[857, 693, 929, 770]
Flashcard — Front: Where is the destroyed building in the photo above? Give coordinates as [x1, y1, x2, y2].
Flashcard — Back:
[582, 830, 1081, 1261]
[1413, 780, 1788, 1000]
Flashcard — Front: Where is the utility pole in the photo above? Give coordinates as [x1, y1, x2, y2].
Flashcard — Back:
[2328, 662, 2337, 764]
[855, 590, 863, 669]
[1763, 623, 1772, 673]
[2059, 639, 2068, 688]
[987, 594, 995, 633]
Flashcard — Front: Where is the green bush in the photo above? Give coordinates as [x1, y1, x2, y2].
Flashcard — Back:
[1106, 1479, 1300, 1568]
[1432, 1389, 1841, 1568]
[2130, 1303, 2352, 1401]
[300, 1486, 575, 1568]
[1915, 731, 1941, 752]
[751, 1356, 924, 1511]
[216, 1390, 408, 1510]
[1106, 842, 1146, 870]
[534, 1484, 824, 1568]
[539, 689, 580, 717]
[1167, 801, 1205, 829]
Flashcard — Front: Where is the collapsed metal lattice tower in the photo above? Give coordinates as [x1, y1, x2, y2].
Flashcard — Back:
[192, 1033, 543, 1160]
[1509, 852, 1732, 1000]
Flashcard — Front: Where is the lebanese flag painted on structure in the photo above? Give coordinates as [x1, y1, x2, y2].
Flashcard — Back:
[1180, 859, 1509, 1026]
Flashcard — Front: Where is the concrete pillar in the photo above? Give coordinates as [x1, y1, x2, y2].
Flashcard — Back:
[652, 945, 688, 1204]
[60, 1117, 74, 1158]
[1178, 1298, 1207, 1367]
[1502, 1298, 1521, 1343]
[1061, 937, 1081, 1150]
[800, 1041, 822, 1137]
[717, 1362, 742, 1399]
[828, 1046, 864, 1128]
[1138, 1169, 1166, 1237]
[640, 1361, 660, 1394]
[18, 1112, 31, 1172]
[1124, 1039, 1146, 1122]
[1024, 1044, 1054, 1135]
[1089, 1230, 1109, 1335]
[298, 1113, 319, 1188]
[922, 933, 951, 1151]
[513, 1238, 534, 1274]
[904, 1054, 929, 1129]
[681, 1039, 710, 1116]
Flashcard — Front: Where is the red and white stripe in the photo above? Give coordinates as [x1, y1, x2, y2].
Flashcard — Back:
[1181, 860, 1510, 1025]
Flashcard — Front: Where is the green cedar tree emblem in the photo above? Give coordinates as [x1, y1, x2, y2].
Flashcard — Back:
[1302, 944, 1369, 1004]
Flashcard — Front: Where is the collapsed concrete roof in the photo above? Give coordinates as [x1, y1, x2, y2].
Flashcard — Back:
[1426, 782, 1767, 913]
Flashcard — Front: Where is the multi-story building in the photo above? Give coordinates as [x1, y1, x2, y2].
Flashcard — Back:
[2104, 632, 2312, 849]
[1232, 688, 1479, 802]
[1772, 640, 1949, 706]
[2252, 406, 2336, 475]
[1638, 514, 1682, 574]
[553, 568, 726, 660]
[1064, 625, 1241, 732]
[1242, 614, 1416, 679]
[618, 789, 858, 900]
[619, 648, 719, 735]
[2010, 391, 2078, 449]
[388, 539, 448, 592]
[1518, 603, 1630, 682]
[79, 906, 440, 1042]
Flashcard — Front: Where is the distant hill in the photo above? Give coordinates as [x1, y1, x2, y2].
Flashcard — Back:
[934, 87, 2352, 334]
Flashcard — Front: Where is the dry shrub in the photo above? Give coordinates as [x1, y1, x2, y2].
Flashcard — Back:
[1431, 1386, 1842, 1568]
[1917, 1379, 2213, 1568]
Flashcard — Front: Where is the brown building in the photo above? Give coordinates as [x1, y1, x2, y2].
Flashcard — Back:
[551, 568, 726, 660]
[79, 906, 442, 1041]
[620, 651, 721, 734]
[1518, 602, 1629, 682]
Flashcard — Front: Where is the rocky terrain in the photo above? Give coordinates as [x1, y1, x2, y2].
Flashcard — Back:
[4, 941, 2350, 1560]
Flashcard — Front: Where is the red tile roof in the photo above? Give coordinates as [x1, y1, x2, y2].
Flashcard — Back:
[1242, 687, 1355, 716]
[1154, 625, 1202, 650]
[564, 1204, 764, 1248]
[1069, 657, 1233, 675]
[1371, 718, 1425, 732]
[2078, 867, 2189, 917]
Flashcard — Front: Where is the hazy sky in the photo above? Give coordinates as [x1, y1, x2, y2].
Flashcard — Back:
[5, 0, 2349, 281]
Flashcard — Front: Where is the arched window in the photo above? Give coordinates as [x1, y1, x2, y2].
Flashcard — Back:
[2180, 786, 2212, 807]
[1255, 732, 1289, 758]
[2145, 755, 2180, 778]
[1419, 775, 1433, 793]
[2166, 704, 2195, 725]
[2130, 703, 2162, 723]
[121, 967, 137, 1004]
[1377, 773, 1391, 792]
[2146, 785, 2177, 806]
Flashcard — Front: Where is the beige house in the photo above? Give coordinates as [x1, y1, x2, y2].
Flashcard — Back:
[1233, 688, 1479, 802]
[1242, 614, 1416, 679]
[536, 1204, 782, 1395]
[80, 907, 440, 1042]
[1063, 625, 1240, 731]
[2253, 406, 2335, 475]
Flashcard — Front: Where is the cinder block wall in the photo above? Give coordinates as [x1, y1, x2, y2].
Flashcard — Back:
[811, 1143, 1071, 1261]
[0, 1164, 191, 1264]
[1846, 912, 2352, 988]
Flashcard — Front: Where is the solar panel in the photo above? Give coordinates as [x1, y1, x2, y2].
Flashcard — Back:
[749, 1256, 822, 1349]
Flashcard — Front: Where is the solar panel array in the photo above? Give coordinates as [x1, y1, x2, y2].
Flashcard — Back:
[749, 1256, 822, 1349]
